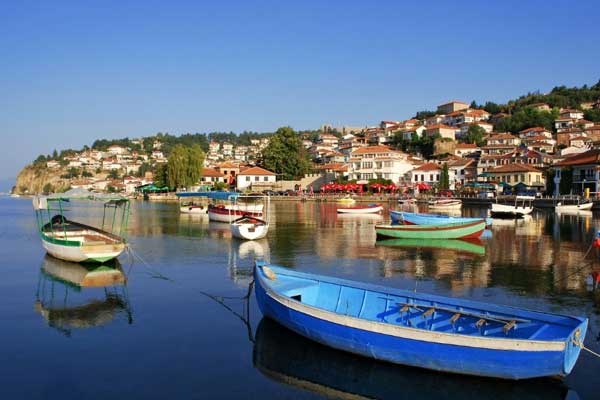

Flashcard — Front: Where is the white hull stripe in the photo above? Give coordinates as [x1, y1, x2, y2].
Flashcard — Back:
[260, 275, 566, 352]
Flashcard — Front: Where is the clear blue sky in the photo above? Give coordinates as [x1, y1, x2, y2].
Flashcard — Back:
[1, 0, 599, 191]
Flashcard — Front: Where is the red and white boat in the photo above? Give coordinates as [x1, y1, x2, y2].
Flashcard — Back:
[336, 203, 383, 214]
[208, 204, 263, 223]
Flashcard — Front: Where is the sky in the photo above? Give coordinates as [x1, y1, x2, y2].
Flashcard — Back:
[1, 0, 599, 191]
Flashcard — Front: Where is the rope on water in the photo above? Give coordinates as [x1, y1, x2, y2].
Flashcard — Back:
[573, 339, 600, 359]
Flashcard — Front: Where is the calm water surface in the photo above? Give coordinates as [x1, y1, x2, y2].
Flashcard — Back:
[1, 197, 599, 399]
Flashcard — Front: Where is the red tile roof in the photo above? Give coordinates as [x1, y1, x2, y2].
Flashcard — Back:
[351, 145, 401, 155]
[489, 164, 542, 173]
[426, 124, 455, 130]
[455, 143, 478, 149]
[237, 166, 276, 176]
[555, 149, 600, 166]
[520, 127, 549, 133]
[202, 168, 225, 177]
[412, 162, 441, 171]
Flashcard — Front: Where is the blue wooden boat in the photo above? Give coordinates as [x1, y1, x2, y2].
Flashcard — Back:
[254, 261, 588, 380]
[391, 210, 492, 226]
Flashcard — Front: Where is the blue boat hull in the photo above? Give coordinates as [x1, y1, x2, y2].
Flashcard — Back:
[255, 268, 585, 380]
[391, 211, 491, 226]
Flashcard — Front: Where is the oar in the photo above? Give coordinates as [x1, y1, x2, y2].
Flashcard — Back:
[396, 302, 530, 324]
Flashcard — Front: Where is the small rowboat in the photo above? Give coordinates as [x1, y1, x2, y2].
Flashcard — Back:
[428, 199, 462, 210]
[254, 261, 588, 379]
[390, 211, 491, 226]
[253, 318, 573, 400]
[555, 201, 593, 213]
[207, 204, 263, 223]
[397, 198, 416, 205]
[491, 195, 534, 218]
[337, 203, 383, 214]
[230, 215, 269, 240]
[375, 220, 485, 239]
[180, 204, 208, 214]
[33, 192, 129, 263]
[337, 196, 356, 205]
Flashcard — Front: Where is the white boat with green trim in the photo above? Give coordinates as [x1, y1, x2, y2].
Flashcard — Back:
[33, 189, 130, 263]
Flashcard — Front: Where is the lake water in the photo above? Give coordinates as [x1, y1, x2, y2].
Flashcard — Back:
[1, 197, 599, 399]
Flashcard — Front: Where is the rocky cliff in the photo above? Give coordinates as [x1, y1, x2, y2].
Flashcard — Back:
[15, 165, 71, 194]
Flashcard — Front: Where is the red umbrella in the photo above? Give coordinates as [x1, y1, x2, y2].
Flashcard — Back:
[416, 183, 431, 190]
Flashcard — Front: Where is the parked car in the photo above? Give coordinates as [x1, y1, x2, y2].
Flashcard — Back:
[262, 190, 277, 196]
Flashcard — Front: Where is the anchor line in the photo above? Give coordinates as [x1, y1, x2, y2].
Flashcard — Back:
[572, 339, 600, 359]
[124, 244, 256, 342]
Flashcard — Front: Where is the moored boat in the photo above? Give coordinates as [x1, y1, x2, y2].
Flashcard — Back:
[33, 190, 129, 263]
[230, 215, 269, 240]
[375, 220, 486, 239]
[555, 201, 593, 213]
[254, 261, 588, 379]
[428, 198, 462, 210]
[391, 210, 491, 226]
[491, 196, 534, 218]
[253, 318, 574, 400]
[180, 203, 208, 214]
[208, 204, 263, 223]
[337, 203, 383, 214]
[337, 196, 356, 205]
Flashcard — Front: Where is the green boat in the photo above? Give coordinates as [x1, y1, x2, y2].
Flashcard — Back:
[376, 238, 486, 255]
[33, 188, 130, 263]
[375, 220, 485, 240]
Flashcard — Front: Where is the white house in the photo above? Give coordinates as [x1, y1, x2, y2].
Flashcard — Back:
[236, 166, 277, 190]
[410, 163, 441, 186]
[107, 145, 127, 155]
[348, 145, 416, 184]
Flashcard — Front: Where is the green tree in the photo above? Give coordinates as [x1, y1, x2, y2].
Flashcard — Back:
[440, 163, 450, 190]
[584, 109, 600, 123]
[166, 144, 205, 189]
[42, 183, 54, 194]
[108, 169, 121, 180]
[466, 125, 486, 146]
[52, 149, 58, 159]
[82, 170, 93, 177]
[261, 126, 310, 180]
[154, 164, 168, 187]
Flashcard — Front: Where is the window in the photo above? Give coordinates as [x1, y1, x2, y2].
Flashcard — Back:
[384, 161, 393, 167]
[363, 162, 373, 169]
[520, 174, 525, 182]
[421, 174, 424, 181]
[429, 174, 433, 181]
[255, 176, 259, 181]
[263, 176, 268, 182]
[246, 176, 250, 182]
[514, 174, 518, 182]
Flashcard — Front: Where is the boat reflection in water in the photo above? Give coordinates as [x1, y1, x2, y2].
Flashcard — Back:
[227, 239, 270, 287]
[253, 318, 577, 400]
[34, 256, 132, 336]
[376, 238, 486, 256]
